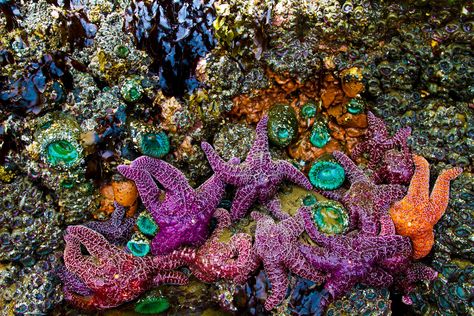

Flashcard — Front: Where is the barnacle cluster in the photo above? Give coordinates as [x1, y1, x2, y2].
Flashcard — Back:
[0, 0, 473, 315]
[0, 178, 63, 315]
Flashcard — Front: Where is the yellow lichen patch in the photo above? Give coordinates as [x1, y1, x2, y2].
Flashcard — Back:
[0, 166, 15, 183]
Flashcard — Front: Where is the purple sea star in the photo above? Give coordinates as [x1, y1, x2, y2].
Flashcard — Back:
[320, 151, 406, 236]
[299, 207, 412, 310]
[201, 115, 312, 221]
[250, 208, 325, 310]
[155, 208, 255, 284]
[84, 202, 134, 245]
[372, 149, 414, 185]
[380, 255, 438, 305]
[352, 111, 412, 169]
[60, 225, 186, 310]
[117, 156, 233, 255]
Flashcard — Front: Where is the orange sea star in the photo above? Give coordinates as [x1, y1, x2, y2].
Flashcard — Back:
[389, 155, 462, 259]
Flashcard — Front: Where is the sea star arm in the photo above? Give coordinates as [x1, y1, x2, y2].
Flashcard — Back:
[301, 207, 333, 246]
[367, 149, 384, 169]
[63, 234, 97, 278]
[363, 267, 394, 288]
[130, 156, 193, 194]
[398, 262, 438, 304]
[56, 266, 93, 296]
[250, 211, 272, 222]
[263, 196, 289, 221]
[212, 208, 232, 234]
[367, 111, 389, 138]
[333, 151, 367, 183]
[201, 142, 246, 185]
[117, 165, 162, 213]
[110, 202, 127, 226]
[412, 230, 435, 259]
[428, 167, 463, 224]
[230, 185, 258, 221]
[62, 288, 97, 310]
[196, 175, 225, 214]
[355, 205, 378, 236]
[324, 270, 354, 300]
[230, 233, 255, 284]
[84, 202, 134, 244]
[317, 188, 345, 202]
[246, 115, 271, 163]
[285, 251, 325, 284]
[153, 247, 195, 270]
[263, 263, 288, 311]
[377, 184, 407, 206]
[406, 155, 430, 201]
[379, 213, 396, 235]
[153, 270, 189, 286]
[66, 226, 118, 257]
[282, 207, 306, 237]
[351, 141, 369, 160]
[392, 126, 412, 150]
[276, 160, 312, 190]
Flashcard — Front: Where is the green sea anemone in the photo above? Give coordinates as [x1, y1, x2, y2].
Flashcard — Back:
[346, 98, 365, 114]
[137, 212, 158, 236]
[135, 296, 170, 314]
[311, 200, 349, 235]
[309, 122, 331, 148]
[34, 112, 84, 170]
[127, 233, 150, 257]
[302, 194, 318, 206]
[308, 160, 345, 190]
[301, 102, 318, 119]
[267, 103, 298, 147]
[139, 131, 170, 158]
[121, 77, 143, 102]
[46, 140, 80, 167]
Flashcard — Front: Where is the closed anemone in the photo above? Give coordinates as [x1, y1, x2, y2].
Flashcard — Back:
[267, 103, 298, 147]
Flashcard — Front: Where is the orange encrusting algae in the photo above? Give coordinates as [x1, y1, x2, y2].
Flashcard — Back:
[389, 155, 462, 259]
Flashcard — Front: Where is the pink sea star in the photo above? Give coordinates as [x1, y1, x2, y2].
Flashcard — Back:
[352, 111, 412, 169]
[320, 151, 407, 236]
[155, 208, 255, 284]
[299, 206, 413, 310]
[118, 156, 235, 255]
[250, 208, 325, 310]
[59, 225, 186, 310]
[201, 115, 312, 221]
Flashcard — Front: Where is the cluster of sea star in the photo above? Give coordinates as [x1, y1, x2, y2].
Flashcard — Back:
[58, 113, 462, 312]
